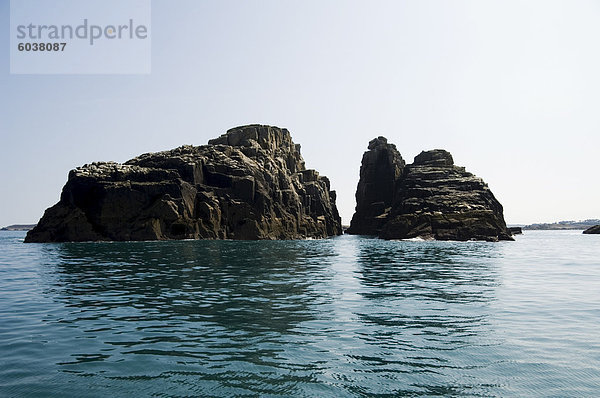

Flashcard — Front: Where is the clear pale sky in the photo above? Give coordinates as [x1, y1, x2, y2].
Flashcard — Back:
[1, 0, 599, 226]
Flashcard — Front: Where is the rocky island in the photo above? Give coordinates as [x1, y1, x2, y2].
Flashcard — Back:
[346, 137, 512, 241]
[25, 125, 342, 242]
[583, 225, 600, 234]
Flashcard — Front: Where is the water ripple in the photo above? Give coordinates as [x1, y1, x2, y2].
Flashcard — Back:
[1, 231, 599, 396]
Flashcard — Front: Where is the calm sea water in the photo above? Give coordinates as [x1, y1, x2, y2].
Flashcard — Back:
[0, 231, 599, 397]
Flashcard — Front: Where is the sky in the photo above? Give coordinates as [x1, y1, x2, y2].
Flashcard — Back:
[1, 0, 599, 226]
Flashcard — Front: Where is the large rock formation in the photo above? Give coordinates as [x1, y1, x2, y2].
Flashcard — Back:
[26, 125, 342, 242]
[346, 137, 512, 241]
[583, 225, 600, 234]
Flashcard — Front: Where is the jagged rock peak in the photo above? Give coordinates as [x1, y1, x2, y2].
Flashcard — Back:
[368, 136, 390, 149]
[346, 137, 405, 236]
[208, 124, 300, 154]
[413, 149, 454, 167]
[25, 124, 341, 242]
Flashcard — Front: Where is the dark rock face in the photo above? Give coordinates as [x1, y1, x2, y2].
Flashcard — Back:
[347, 139, 512, 242]
[508, 227, 523, 235]
[26, 125, 342, 242]
[346, 137, 405, 235]
[583, 225, 600, 234]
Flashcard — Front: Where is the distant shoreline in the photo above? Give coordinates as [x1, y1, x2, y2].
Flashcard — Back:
[516, 220, 600, 231]
[3, 220, 598, 233]
[0, 224, 36, 231]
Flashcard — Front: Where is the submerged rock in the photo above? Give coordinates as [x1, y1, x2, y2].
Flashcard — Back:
[346, 138, 512, 242]
[583, 225, 600, 234]
[26, 125, 342, 242]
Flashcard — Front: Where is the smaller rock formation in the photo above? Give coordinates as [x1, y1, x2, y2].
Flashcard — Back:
[583, 225, 600, 234]
[347, 137, 512, 241]
[508, 227, 522, 235]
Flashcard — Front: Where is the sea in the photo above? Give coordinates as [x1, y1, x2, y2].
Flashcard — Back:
[0, 230, 598, 397]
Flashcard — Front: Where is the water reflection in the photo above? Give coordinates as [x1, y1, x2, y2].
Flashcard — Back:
[349, 238, 504, 395]
[30, 236, 507, 396]
[4, 232, 599, 397]
[46, 240, 337, 333]
[356, 238, 501, 302]
[30, 239, 344, 395]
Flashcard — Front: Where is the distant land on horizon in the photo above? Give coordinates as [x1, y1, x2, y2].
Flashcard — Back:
[3, 220, 599, 233]
[1, 224, 37, 231]
[517, 219, 600, 230]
